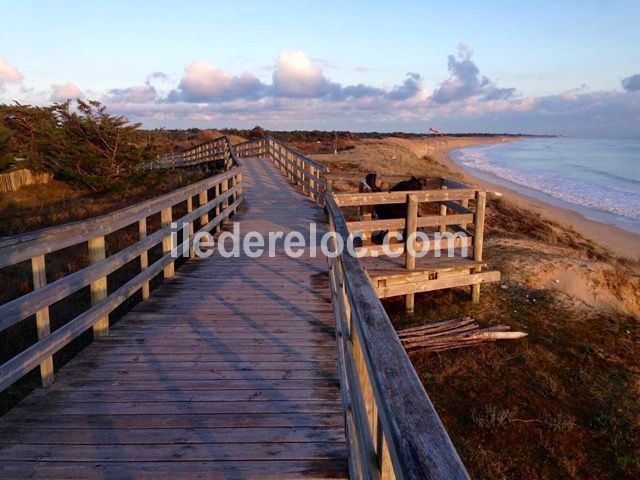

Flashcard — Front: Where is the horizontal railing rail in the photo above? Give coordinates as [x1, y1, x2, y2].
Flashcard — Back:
[147, 135, 236, 170]
[236, 136, 468, 479]
[0, 136, 243, 392]
[235, 136, 327, 205]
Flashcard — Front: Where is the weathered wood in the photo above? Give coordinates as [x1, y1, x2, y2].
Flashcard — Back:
[0, 166, 240, 269]
[30, 255, 54, 387]
[333, 189, 476, 207]
[376, 270, 501, 298]
[439, 186, 448, 234]
[160, 207, 174, 279]
[471, 191, 486, 303]
[138, 218, 150, 299]
[325, 195, 469, 479]
[405, 194, 418, 313]
[0, 153, 347, 479]
[398, 317, 527, 354]
[88, 236, 108, 337]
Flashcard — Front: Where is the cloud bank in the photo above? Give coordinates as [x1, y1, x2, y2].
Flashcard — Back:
[2, 48, 640, 136]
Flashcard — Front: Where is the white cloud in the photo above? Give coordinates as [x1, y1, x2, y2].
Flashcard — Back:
[0, 57, 23, 84]
[173, 61, 265, 102]
[50, 82, 84, 102]
[273, 51, 338, 98]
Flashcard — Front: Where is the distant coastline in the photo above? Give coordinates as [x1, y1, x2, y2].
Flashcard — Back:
[436, 138, 640, 260]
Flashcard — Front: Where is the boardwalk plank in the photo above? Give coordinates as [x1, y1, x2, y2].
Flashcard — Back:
[0, 156, 347, 479]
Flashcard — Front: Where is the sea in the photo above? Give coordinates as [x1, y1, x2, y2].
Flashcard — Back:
[450, 137, 640, 235]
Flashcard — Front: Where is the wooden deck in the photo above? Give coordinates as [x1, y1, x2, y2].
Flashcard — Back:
[0, 157, 348, 479]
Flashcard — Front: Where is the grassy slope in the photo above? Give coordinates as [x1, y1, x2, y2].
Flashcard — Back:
[312, 137, 640, 479]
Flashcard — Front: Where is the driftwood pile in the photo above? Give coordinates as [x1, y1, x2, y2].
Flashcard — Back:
[398, 317, 527, 355]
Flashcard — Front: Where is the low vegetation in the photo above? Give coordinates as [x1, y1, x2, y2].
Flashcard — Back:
[311, 136, 640, 479]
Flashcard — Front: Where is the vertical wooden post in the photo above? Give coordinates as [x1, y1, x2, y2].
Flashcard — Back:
[198, 189, 209, 228]
[471, 191, 486, 303]
[231, 175, 238, 216]
[186, 197, 195, 260]
[221, 177, 229, 215]
[460, 198, 469, 229]
[326, 180, 333, 195]
[213, 183, 221, 232]
[237, 172, 243, 198]
[161, 207, 175, 279]
[138, 218, 150, 300]
[31, 255, 54, 387]
[301, 160, 308, 194]
[310, 167, 317, 202]
[405, 194, 418, 313]
[439, 185, 448, 234]
[89, 236, 109, 337]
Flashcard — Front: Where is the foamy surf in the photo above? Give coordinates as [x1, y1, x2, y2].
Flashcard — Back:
[451, 138, 640, 234]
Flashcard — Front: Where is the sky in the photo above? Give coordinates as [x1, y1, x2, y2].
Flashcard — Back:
[1, 0, 640, 136]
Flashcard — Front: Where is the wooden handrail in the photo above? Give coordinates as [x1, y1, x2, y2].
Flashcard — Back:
[0, 136, 243, 391]
[234, 136, 327, 205]
[237, 136, 469, 479]
[148, 135, 236, 170]
[326, 195, 469, 479]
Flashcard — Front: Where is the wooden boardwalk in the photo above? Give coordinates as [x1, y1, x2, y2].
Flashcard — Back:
[0, 157, 348, 479]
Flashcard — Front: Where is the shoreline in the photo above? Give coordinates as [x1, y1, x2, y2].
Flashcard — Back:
[429, 137, 640, 260]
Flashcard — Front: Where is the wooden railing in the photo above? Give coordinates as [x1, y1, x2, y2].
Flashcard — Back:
[333, 177, 492, 309]
[0, 136, 243, 392]
[235, 136, 327, 204]
[148, 135, 236, 170]
[235, 137, 469, 479]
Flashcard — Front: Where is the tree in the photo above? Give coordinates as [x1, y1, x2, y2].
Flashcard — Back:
[0, 125, 13, 172]
[47, 100, 153, 191]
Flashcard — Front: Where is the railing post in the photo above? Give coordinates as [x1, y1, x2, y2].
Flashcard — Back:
[460, 198, 469, 230]
[138, 218, 150, 300]
[186, 196, 195, 259]
[88, 236, 109, 337]
[471, 191, 486, 303]
[405, 194, 418, 313]
[439, 185, 448, 234]
[231, 174, 238, 216]
[161, 207, 175, 279]
[221, 177, 229, 216]
[199, 188, 209, 229]
[31, 255, 54, 387]
[309, 166, 317, 202]
[213, 183, 221, 232]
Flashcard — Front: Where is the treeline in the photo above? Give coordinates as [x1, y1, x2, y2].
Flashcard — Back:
[0, 100, 157, 191]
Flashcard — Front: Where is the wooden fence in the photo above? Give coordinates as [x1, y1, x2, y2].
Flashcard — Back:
[0, 136, 243, 391]
[235, 136, 327, 204]
[236, 137, 469, 479]
[331, 177, 499, 311]
[148, 135, 236, 170]
[0, 169, 53, 193]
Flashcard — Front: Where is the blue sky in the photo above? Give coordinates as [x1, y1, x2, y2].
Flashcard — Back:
[1, 0, 640, 135]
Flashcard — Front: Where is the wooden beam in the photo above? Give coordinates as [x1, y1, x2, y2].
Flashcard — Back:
[405, 195, 418, 313]
[471, 191, 486, 303]
[31, 255, 54, 387]
[377, 270, 501, 298]
[160, 207, 174, 279]
[138, 218, 150, 300]
[88, 236, 109, 337]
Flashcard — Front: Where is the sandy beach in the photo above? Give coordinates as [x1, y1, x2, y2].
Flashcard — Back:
[427, 137, 640, 260]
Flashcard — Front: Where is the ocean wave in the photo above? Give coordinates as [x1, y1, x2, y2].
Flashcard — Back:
[565, 163, 640, 187]
[454, 149, 640, 221]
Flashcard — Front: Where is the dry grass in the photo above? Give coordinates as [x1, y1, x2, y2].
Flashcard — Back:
[0, 169, 212, 235]
[314, 136, 640, 479]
